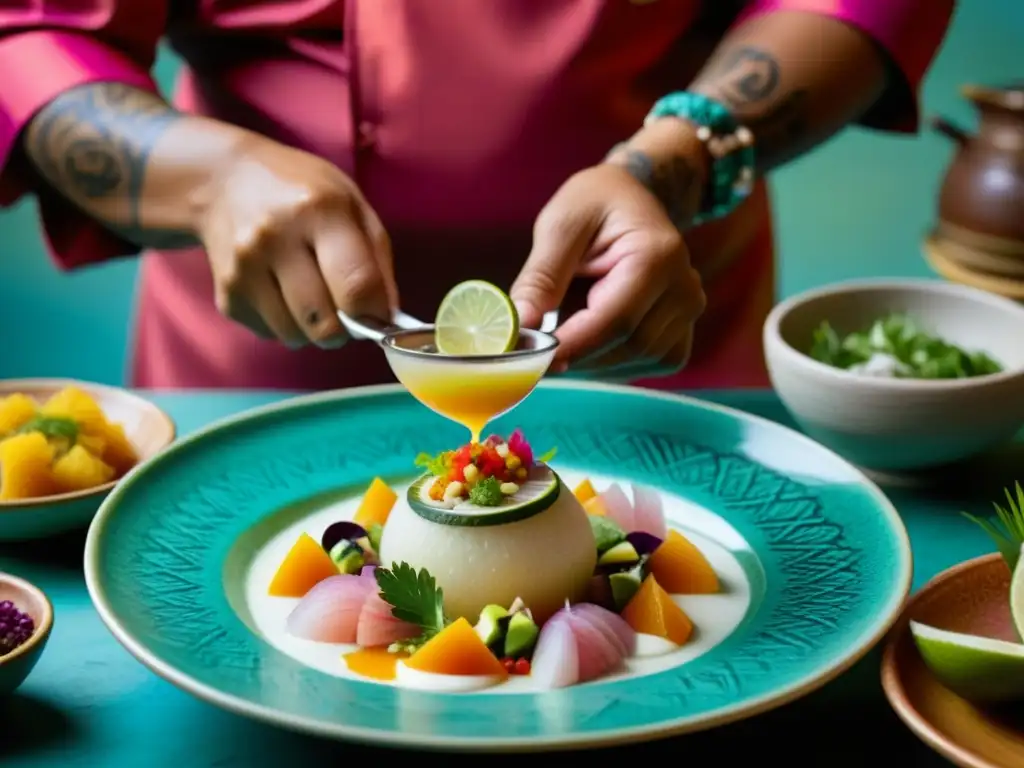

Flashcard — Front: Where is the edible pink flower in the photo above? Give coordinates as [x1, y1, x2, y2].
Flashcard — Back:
[508, 429, 533, 467]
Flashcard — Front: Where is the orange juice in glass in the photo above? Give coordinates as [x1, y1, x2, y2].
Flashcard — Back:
[383, 328, 557, 442]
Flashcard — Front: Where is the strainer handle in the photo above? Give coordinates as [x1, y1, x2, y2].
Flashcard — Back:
[540, 309, 560, 334]
[337, 310, 427, 342]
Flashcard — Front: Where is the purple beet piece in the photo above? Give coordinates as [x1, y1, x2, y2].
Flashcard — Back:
[321, 521, 368, 553]
[626, 531, 664, 556]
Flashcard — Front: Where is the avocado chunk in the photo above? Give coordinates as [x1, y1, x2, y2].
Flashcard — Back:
[328, 540, 365, 574]
[589, 515, 626, 554]
[366, 522, 384, 553]
[597, 540, 640, 566]
[609, 572, 642, 610]
[474, 604, 509, 646]
[504, 611, 540, 658]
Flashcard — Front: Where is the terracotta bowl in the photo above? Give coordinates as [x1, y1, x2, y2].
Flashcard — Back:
[763, 279, 1024, 471]
[0, 572, 53, 695]
[882, 554, 1024, 768]
[0, 379, 176, 541]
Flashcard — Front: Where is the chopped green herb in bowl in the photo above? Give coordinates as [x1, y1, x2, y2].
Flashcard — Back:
[809, 313, 1002, 380]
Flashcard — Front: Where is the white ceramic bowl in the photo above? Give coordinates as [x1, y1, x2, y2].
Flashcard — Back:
[763, 279, 1024, 471]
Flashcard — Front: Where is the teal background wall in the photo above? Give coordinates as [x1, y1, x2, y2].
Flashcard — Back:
[1, 3, 1021, 384]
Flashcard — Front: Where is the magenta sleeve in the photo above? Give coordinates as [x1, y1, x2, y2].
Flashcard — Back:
[739, 0, 956, 132]
[0, 18, 164, 268]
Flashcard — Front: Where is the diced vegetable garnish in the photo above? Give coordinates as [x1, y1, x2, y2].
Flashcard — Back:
[268, 533, 339, 597]
[626, 531, 664, 556]
[647, 530, 719, 594]
[405, 617, 509, 677]
[809, 313, 1002, 379]
[353, 477, 398, 528]
[589, 515, 626, 554]
[366, 522, 384, 554]
[320, 521, 368, 553]
[415, 431, 554, 507]
[574, 478, 597, 503]
[621, 574, 693, 646]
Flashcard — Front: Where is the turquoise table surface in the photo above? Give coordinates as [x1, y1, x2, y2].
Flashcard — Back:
[0, 388, 1009, 767]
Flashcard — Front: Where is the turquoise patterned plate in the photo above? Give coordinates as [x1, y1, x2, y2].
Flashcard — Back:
[84, 382, 911, 751]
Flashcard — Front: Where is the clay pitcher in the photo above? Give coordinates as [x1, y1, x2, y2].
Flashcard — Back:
[932, 84, 1024, 252]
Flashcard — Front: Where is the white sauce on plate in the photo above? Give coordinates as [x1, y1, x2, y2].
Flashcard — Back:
[395, 662, 504, 692]
[244, 470, 754, 692]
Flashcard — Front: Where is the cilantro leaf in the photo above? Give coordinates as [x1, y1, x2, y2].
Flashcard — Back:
[808, 313, 1003, 380]
[469, 475, 503, 506]
[375, 562, 447, 638]
[414, 451, 451, 477]
[18, 415, 78, 443]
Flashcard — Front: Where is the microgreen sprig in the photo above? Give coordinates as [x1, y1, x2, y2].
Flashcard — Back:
[963, 482, 1024, 571]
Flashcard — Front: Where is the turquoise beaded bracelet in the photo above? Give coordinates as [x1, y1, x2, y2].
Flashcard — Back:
[644, 92, 756, 226]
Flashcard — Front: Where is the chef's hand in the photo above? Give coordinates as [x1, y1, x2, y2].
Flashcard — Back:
[511, 162, 706, 376]
[199, 139, 397, 349]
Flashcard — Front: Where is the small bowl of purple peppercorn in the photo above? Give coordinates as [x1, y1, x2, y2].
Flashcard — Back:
[0, 572, 53, 695]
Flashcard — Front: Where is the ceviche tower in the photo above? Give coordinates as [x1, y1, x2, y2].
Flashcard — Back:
[263, 283, 723, 691]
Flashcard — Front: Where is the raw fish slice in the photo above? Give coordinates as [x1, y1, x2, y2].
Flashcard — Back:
[565, 611, 624, 682]
[630, 483, 667, 539]
[600, 484, 635, 531]
[530, 616, 579, 689]
[286, 574, 376, 643]
[572, 603, 636, 657]
[357, 589, 420, 647]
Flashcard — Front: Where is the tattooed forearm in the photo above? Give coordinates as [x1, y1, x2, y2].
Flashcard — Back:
[711, 46, 782, 105]
[24, 83, 195, 248]
[607, 144, 701, 230]
[688, 12, 889, 172]
[694, 46, 811, 168]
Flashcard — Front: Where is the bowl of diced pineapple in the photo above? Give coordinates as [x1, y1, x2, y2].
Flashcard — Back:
[0, 380, 175, 540]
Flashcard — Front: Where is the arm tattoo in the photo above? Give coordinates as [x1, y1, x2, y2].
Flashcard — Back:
[25, 83, 192, 248]
[609, 145, 699, 231]
[712, 46, 781, 104]
[700, 46, 809, 164]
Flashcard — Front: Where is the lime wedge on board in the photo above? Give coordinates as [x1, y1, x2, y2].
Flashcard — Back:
[910, 620, 1024, 704]
[1010, 543, 1024, 639]
[434, 281, 519, 356]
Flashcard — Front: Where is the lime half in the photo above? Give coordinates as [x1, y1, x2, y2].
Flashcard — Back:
[1010, 543, 1024, 639]
[910, 620, 1024, 703]
[435, 281, 519, 356]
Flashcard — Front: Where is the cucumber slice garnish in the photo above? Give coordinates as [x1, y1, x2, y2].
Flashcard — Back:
[408, 465, 561, 527]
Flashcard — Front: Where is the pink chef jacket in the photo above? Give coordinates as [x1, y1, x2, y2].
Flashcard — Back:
[0, 0, 952, 391]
